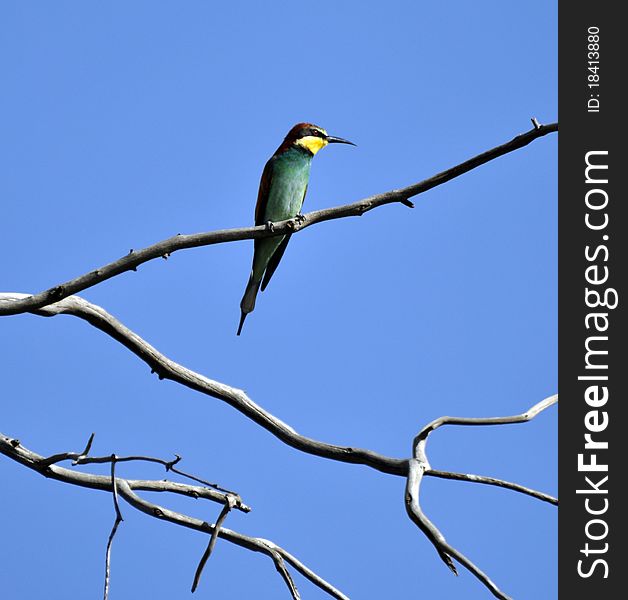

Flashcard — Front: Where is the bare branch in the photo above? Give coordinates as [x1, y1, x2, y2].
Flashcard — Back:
[41, 431, 96, 467]
[76, 454, 238, 496]
[191, 494, 237, 593]
[1, 293, 557, 597]
[267, 547, 302, 600]
[110, 455, 123, 521]
[48, 446, 236, 495]
[405, 395, 557, 599]
[2, 388, 555, 600]
[405, 459, 512, 600]
[0, 432, 250, 512]
[414, 394, 558, 463]
[0, 293, 408, 477]
[104, 456, 123, 600]
[1, 293, 559, 512]
[0, 121, 557, 317]
[426, 470, 558, 505]
[103, 513, 122, 599]
[166, 461, 238, 495]
[116, 481, 348, 599]
[0, 433, 347, 600]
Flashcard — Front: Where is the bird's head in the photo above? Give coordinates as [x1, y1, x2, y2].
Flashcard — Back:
[282, 123, 355, 156]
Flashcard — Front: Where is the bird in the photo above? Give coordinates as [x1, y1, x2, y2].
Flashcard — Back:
[237, 123, 355, 335]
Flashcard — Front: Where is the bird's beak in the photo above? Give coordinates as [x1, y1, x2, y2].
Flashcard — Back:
[325, 135, 356, 146]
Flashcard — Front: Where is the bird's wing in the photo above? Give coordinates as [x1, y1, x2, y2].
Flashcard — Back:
[260, 183, 307, 292]
[254, 157, 275, 226]
[299, 183, 308, 212]
[260, 234, 291, 292]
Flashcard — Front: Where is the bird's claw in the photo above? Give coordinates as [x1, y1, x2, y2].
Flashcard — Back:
[294, 213, 306, 225]
[265, 220, 275, 232]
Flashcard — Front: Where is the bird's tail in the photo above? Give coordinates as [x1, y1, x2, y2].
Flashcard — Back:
[237, 271, 261, 336]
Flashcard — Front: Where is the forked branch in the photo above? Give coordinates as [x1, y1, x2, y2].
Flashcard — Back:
[405, 395, 558, 599]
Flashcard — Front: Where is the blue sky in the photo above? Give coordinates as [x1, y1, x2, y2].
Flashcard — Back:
[1, 2, 557, 599]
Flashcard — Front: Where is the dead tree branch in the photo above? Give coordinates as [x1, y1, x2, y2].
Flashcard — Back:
[0, 292, 557, 502]
[104, 455, 123, 600]
[426, 469, 557, 505]
[25, 431, 250, 511]
[116, 482, 349, 599]
[405, 395, 558, 600]
[0, 293, 408, 476]
[0, 292, 557, 595]
[43, 440, 238, 496]
[0, 433, 347, 600]
[0, 121, 557, 317]
[2, 383, 556, 600]
[191, 494, 238, 593]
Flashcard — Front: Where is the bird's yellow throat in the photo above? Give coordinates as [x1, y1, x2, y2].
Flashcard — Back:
[296, 135, 328, 155]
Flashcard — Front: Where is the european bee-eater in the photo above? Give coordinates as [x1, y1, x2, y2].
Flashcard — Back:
[237, 123, 355, 335]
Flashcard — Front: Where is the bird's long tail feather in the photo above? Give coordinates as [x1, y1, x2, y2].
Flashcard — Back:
[237, 271, 261, 336]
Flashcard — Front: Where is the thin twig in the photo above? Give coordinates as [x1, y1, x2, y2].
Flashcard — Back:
[268, 547, 301, 600]
[110, 456, 123, 521]
[76, 454, 239, 496]
[168, 462, 237, 496]
[0, 121, 557, 317]
[104, 455, 123, 600]
[40, 436, 247, 509]
[191, 494, 237, 593]
[83, 432, 95, 455]
[40, 431, 95, 467]
[426, 469, 557, 505]
[0, 432, 250, 511]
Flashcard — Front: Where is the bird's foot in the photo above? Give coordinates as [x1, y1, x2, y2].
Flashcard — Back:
[287, 214, 306, 232]
[265, 220, 275, 232]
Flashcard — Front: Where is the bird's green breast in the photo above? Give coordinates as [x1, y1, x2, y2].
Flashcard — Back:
[264, 147, 312, 222]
